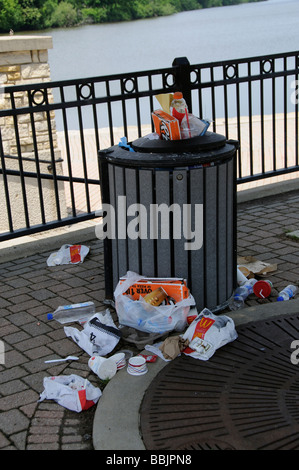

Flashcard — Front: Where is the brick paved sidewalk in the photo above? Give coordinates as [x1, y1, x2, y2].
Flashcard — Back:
[0, 189, 299, 450]
[0, 239, 109, 450]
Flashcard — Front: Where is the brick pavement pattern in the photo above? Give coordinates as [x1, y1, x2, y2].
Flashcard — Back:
[0, 190, 299, 450]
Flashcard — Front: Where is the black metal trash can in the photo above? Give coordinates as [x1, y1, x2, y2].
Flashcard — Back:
[99, 131, 238, 312]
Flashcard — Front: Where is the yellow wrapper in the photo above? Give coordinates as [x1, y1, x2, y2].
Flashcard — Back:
[155, 93, 174, 114]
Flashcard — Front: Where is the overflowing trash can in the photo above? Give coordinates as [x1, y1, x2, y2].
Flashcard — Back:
[99, 131, 238, 313]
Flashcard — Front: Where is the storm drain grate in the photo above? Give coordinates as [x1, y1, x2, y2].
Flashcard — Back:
[140, 313, 299, 450]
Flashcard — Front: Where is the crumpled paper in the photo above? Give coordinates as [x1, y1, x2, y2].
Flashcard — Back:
[237, 256, 277, 277]
[159, 335, 190, 360]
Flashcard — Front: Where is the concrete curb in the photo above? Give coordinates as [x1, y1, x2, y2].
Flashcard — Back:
[237, 177, 299, 204]
[92, 298, 299, 451]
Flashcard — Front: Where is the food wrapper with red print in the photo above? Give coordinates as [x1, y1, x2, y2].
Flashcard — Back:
[181, 308, 238, 361]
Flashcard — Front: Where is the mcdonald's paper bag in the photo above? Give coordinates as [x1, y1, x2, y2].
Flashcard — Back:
[181, 308, 237, 361]
[38, 374, 102, 412]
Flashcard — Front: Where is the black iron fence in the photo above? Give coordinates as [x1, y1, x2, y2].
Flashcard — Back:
[0, 51, 298, 241]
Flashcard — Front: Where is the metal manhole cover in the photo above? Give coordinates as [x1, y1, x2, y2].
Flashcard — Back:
[176, 438, 236, 450]
[140, 313, 299, 450]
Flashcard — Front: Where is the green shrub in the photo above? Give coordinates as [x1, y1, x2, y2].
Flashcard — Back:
[81, 7, 107, 23]
[0, 0, 23, 32]
[50, 1, 79, 27]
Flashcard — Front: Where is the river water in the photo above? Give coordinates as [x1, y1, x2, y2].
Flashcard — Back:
[34, 0, 299, 81]
[15, 0, 299, 130]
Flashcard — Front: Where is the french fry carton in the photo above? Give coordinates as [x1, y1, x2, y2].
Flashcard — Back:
[119, 276, 189, 304]
[152, 109, 181, 141]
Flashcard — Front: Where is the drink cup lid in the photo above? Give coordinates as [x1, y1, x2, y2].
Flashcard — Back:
[253, 280, 272, 298]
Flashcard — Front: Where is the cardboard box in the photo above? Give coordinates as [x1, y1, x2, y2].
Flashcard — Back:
[152, 109, 181, 141]
[119, 276, 189, 303]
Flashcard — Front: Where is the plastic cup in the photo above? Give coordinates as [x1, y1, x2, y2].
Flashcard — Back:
[88, 355, 117, 380]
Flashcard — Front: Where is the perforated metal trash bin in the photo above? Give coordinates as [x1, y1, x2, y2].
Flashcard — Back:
[99, 132, 238, 312]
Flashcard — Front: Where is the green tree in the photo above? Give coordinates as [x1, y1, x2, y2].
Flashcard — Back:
[50, 1, 79, 27]
[0, 0, 23, 32]
[19, 0, 42, 29]
[40, 0, 58, 28]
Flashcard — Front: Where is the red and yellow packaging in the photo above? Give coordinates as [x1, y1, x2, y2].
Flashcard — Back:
[152, 109, 181, 141]
[119, 276, 189, 304]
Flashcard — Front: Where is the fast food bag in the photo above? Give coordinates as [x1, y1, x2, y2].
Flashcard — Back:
[38, 374, 102, 412]
[181, 308, 238, 361]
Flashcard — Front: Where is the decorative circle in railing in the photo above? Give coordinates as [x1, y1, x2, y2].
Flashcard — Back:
[224, 64, 237, 80]
[31, 89, 47, 106]
[190, 69, 199, 85]
[78, 83, 93, 100]
[123, 77, 136, 94]
[163, 72, 175, 88]
[261, 59, 273, 74]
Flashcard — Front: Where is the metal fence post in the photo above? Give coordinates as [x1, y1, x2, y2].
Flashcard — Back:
[172, 57, 192, 113]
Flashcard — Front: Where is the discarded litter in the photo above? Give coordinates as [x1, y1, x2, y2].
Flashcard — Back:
[127, 355, 148, 376]
[88, 355, 117, 381]
[237, 266, 249, 285]
[158, 335, 190, 361]
[253, 280, 273, 299]
[118, 273, 190, 303]
[119, 325, 166, 350]
[153, 92, 210, 141]
[229, 278, 257, 311]
[181, 308, 238, 361]
[138, 354, 157, 363]
[145, 308, 238, 362]
[38, 374, 101, 412]
[117, 349, 134, 361]
[118, 136, 135, 152]
[110, 352, 127, 370]
[114, 271, 195, 335]
[47, 301, 96, 325]
[44, 355, 79, 364]
[64, 310, 122, 356]
[277, 285, 298, 301]
[47, 244, 89, 266]
[187, 307, 198, 325]
[237, 256, 277, 278]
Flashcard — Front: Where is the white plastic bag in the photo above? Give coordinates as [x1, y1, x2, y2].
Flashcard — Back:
[64, 310, 122, 356]
[181, 308, 238, 361]
[38, 374, 102, 412]
[47, 244, 89, 266]
[180, 114, 210, 139]
[114, 271, 195, 334]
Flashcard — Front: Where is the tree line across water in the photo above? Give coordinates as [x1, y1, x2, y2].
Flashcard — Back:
[0, 0, 264, 33]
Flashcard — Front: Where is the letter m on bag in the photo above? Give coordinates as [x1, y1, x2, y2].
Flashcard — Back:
[193, 317, 215, 340]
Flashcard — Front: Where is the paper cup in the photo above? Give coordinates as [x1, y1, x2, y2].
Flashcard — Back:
[127, 356, 148, 376]
[88, 355, 117, 380]
[110, 352, 126, 370]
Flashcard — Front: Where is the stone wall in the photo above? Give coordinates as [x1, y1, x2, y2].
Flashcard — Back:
[0, 36, 67, 233]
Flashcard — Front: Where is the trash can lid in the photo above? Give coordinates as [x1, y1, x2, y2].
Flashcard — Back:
[131, 131, 226, 153]
[99, 132, 238, 168]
